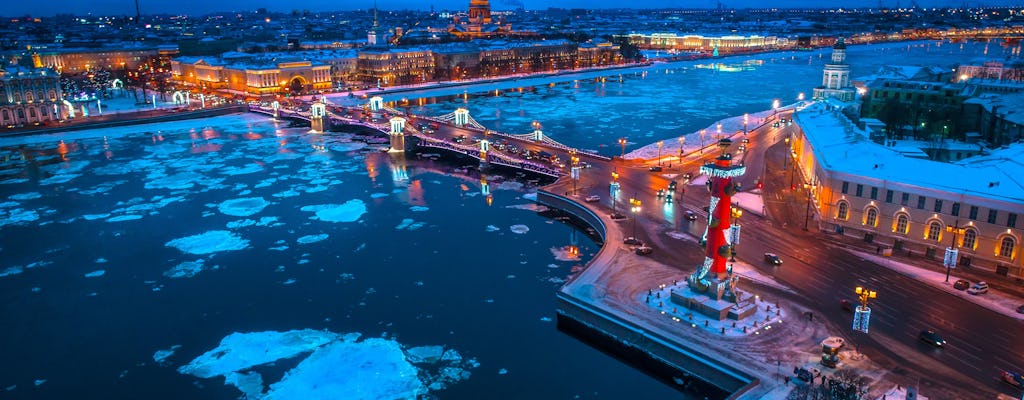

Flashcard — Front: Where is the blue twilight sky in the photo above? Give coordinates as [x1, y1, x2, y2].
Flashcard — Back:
[5, 0, 1016, 17]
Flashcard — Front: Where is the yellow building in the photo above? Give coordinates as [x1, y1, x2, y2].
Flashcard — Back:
[788, 101, 1024, 278]
[171, 53, 332, 95]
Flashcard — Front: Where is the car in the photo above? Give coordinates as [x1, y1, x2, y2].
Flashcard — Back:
[742, 138, 750, 144]
[1001, 371, 1024, 389]
[623, 237, 642, 245]
[684, 210, 698, 221]
[738, 145, 746, 152]
[764, 253, 783, 266]
[656, 189, 665, 197]
[668, 180, 678, 191]
[840, 299, 855, 313]
[649, 166, 663, 172]
[584, 195, 601, 203]
[682, 172, 693, 181]
[918, 329, 946, 347]
[635, 245, 653, 256]
[967, 281, 989, 295]
[1017, 304, 1024, 314]
[952, 279, 970, 290]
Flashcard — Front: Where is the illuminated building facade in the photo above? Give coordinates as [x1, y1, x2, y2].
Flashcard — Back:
[171, 55, 332, 95]
[0, 67, 62, 126]
[621, 33, 782, 54]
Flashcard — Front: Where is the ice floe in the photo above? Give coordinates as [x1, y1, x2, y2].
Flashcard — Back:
[217, 197, 270, 217]
[106, 215, 143, 222]
[8, 192, 41, 201]
[485, 225, 500, 232]
[226, 216, 280, 229]
[301, 200, 366, 223]
[153, 345, 181, 365]
[176, 329, 478, 399]
[163, 260, 207, 279]
[0, 266, 24, 278]
[165, 231, 249, 255]
[509, 225, 530, 234]
[297, 234, 329, 244]
[84, 270, 106, 278]
[409, 206, 429, 212]
[395, 218, 426, 230]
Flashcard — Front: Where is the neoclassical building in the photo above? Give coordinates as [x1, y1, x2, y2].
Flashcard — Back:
[812, 38, 856, 102]
[170, 53, 333, 95]
[789, 101, 1024, 278]
[0, 66, 63, 126]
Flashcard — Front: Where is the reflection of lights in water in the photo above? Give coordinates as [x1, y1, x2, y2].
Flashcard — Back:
[57, 140, 68, 160]
[391, 165, 409, 182]
[486, 194, 493, 206]
[365, 159, 379, 183]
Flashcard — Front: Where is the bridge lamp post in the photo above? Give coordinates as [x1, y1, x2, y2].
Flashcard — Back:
[657, 140, 663, 166]
[716, 123, 722, 140]
[678, 136, 685, 162]
[618, 138, 627, 158]
[772, 99, 780, 117]
[700, 130, 706, 155]
[743, 113, 749, 134]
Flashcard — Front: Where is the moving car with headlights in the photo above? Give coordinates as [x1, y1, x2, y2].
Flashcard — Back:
[763, 253, 783, 266]
[918, 330, 946, 347]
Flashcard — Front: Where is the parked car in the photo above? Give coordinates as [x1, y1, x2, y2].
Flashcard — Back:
[684, 210, 698, 221]
[840, 299, 854, 313]
[763, 253, 783, 266]
[1001, 371, 1024, 389]
[1016, 304, 1024, 314]
[585, 195, 601, 203]
[918, 329, 946, 347]
[635, 245, 653, 256]
[649, 166, 663, 172]
[952, 279, 971, 291]
[623, 237, 642, 245]
[967, 281, 989, 295]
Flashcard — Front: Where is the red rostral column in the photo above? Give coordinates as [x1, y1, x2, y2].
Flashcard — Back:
[701, 139, 746, 281]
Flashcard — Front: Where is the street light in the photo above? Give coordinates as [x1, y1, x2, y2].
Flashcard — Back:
[610, 170, 621, 218]
[772, 99, 780, 117]
[657, 140, 663, 166]
[803, 183, 812, 231]
[743, 113, 749, 134]
[678, 136, 685, 161]
[784, 136, 790, 169]
[700, 129, 706, 155]
[716, 123, 722, 139]
[570, 150, 580, 196]
[944, 221, 965, 283]
[854, 286, 877, 310]
[618, 138, 627, 158]
[630, 194, 642, 240]
[730, 206, 743, 261]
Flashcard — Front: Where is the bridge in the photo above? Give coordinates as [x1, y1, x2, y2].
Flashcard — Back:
[248, 96, 610, 178]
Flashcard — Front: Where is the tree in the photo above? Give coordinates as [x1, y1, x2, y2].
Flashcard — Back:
[878, 97, 908, 141]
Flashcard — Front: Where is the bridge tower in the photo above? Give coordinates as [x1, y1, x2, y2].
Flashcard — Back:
[310, 103, 327, 133]
[271, 101, 280, 119]
[531, 120, 544, 142]
[453, 108, 470, 127]
[389, 116, 407, 152]
[369, 96, 384, 115]
[479, 138, 490, 165]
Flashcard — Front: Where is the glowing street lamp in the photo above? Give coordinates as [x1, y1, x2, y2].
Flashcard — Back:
[678, 136, 685, 161]
[797, 92, 805, 101]
[657, 140, 663, 166]
[618, 138, 627, 158]
[772, 99, 780, 116]
[570, 150, 580, 196]
[743, 113, 749, 134]
[855, 286, 877, 309]
[629, 195, 642, 240]
[944, 221, 965, 282]
[716, 123, 722, 139]
[700, 129, 706, 155]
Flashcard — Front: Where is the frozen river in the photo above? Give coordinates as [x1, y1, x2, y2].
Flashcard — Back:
[0, 39, 1015, 399]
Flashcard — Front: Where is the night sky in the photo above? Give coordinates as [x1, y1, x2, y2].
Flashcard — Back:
[4, 0, 1016, 17]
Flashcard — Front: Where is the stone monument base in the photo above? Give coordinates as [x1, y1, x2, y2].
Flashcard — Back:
[671, 285, 757, 321]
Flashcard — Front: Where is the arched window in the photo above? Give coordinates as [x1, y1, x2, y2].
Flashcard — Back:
[866, 208, 878, 227]
[837, 202, 849, 220]
[963, 229, 977, 250]
[896, 214, 909, 234]
[927, 221, 941, 241]
[29, 108, 36, 118]
[13, 93, 21, 102]
[49, 90, 56, 101]
[998, 237, 1015, 259]
[25, 92, 33, 102]
[1, 109, 8, 121]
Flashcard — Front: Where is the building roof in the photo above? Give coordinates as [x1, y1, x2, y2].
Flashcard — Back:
[964, 92, 1024, 127]
[794, 101, 1024, 209]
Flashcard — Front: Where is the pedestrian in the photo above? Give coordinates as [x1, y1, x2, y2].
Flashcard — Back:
[876, 246, 881, 254]
[784, 376, 790, 386]
[809, 312, 814, 322]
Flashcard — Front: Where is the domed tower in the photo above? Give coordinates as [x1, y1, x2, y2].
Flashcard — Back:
[468, 0, 492, 24]
[812, 37, 856, 102]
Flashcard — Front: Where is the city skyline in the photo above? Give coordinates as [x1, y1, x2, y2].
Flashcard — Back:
[4, 0, 1020, 17]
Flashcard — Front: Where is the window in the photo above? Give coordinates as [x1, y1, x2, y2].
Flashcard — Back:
[969, 206, 978, 220]
[896, 214, 909, 234]
[870, 187, 878, 200]
[866, 208, 878, 227]
[951, 203, 960, 217]
[837, 202, 849, 220]
[1010, 213, 1018, 229]
[963, 229, 977, 250]
[927, 221, 941, 241]
[855, 184, 863, 197]
[917, 196, 926, 210]
[998, 237, 1015, 259]
[841, 182, 849, 194]
[885, 190, 893, 203]
[901, 193, 909, 206]
[988, 210, 998, 224]
[933, 199, 943, 213]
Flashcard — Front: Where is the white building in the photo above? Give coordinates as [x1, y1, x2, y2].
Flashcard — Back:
[812, 38, 856, 103]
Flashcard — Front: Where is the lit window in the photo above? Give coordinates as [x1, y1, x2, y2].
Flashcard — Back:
[998, 237, 1015, 259]
[962, 229, 977, 250]
[895, 214, 909, 234]
[927, 221, 941, 241]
